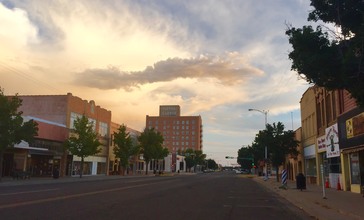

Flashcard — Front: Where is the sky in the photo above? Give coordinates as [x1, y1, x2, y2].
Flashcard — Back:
[0, 0, 315, 166]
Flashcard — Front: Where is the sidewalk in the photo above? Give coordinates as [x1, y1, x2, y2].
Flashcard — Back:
[251, 176, 364, 220]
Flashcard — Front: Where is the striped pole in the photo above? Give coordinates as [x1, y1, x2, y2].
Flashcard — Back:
[281, 169, 287, 189]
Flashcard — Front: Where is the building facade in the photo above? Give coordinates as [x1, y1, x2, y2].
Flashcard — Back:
[14, 93, 112, 177]
[336, 90, 364, 193]
[146, 105, 203, 172]
[300, 86, 318, 184]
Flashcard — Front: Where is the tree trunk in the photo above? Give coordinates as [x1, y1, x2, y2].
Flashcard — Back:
[80, 157, 84, 178]
[145, 161, 149, 175]
[0, 150, 4, 181]
[276, 166, 279, 182]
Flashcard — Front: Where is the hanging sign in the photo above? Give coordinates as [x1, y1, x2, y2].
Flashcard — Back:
[325, 124, 340, 158]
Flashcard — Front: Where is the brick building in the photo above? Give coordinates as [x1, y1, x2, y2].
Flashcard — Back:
[10, 93, 112, 177]
[146, 105, 203, 153]
[146, 105, 203, 172]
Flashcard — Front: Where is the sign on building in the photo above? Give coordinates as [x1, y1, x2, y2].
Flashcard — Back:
[317, 135, 326, 153]
[325, 123, 340, 158]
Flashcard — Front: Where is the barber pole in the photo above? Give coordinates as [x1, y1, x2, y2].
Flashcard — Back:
[282, 169, 287, 188]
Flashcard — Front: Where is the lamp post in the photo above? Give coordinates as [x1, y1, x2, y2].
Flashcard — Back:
[248, 108, 269, 180]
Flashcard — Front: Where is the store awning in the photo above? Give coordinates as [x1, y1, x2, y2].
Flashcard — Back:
[29, 149, 56, 156]
[14, 140, 55, 155]
[341, 145, 364, 154]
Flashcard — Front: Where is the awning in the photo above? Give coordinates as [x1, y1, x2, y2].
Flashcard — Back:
[14, 140, 55, 155]
[341, 145, 364, 154]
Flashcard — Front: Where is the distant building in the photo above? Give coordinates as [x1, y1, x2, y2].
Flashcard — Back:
[146, 105, 203, 153]
[146, 105, 203, 172]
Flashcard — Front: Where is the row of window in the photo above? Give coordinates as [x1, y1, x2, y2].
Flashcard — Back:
[149, 120, 196, 125]
[70, 112, 109, 137]
[163, 136, 197, 141]
[151, 125, 197, 130]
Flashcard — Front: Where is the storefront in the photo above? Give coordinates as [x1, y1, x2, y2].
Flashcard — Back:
[72, 155, 107, 176]
[338, 107, 364, 194]
[324, 124, 342, 189]
[304, 144, 316, 184]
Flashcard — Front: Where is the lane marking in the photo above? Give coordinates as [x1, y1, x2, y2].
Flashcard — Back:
[0, 179, 176, 209]
[0, 188, 59, 196]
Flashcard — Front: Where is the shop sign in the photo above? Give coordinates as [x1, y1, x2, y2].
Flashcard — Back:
[325, 124, 340, 158]
[317, 135, 326, 153]
[346, 112, 364, 139]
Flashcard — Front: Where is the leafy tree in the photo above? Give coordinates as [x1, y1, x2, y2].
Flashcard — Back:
[183, 149, 206, 172]
[237, 146, 254, 170]
[286, 0, 364, 107]
[194, 150, 206, 167]
[0, 88, 38, 180]
[138, 128, 168, 175]
[252, 122, 299, 182]
[113, 124, 140, 175]
[206, 159, 218, 170]
[64, 115, 101, 178]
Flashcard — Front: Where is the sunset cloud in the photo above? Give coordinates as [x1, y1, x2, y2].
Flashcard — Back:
[75, 55, 264, 90]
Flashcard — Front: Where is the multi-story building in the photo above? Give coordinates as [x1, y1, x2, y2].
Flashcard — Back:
[337, 90, 364, 193]
[300, 86, 318, 184]
[146, 105, 203, 172]
[146, 105, 203, 153]
[299, 86, 364, 193]
[14, 93, 112, 177]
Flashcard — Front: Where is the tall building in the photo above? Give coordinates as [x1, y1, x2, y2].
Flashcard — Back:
[146, 105, 203, 154]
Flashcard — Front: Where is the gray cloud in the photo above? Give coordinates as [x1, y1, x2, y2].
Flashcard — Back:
[75, 56, 263, 90]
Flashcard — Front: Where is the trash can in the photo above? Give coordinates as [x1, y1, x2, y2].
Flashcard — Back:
[296, 173, 306, 191]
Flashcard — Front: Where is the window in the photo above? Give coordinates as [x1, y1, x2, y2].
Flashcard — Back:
[325, 94, 332, 123]
[70, 112, 82, 129]
[99, 122, 108, 137]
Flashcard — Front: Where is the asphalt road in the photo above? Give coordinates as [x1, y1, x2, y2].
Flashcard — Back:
[0, 172, 311, 220]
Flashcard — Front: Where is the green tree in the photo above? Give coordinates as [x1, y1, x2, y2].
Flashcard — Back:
[286, 0, 364, 107]
[64, 115, 101, 178]
[183, 149, 206, 172]
[237, 146, 254, 170]
[0, 88, 38, 181]
[206, 159, 218, 170]
[252, 122, 299, 182]
[113, 124, 140, 175]
[138, 128, 168, 175]
[194, 150, 206, 168]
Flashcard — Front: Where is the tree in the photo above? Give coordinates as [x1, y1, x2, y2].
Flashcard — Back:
[64, 115, 101, 178]
[0, 88, 38, 181]
[237, 146, 254, 170]
[183, 149, 206, 172]
[138, 128, 168, 175]
[113, 124, 140, 175]
[252, 122, 299, 182]
[206, 159, 218, 170]
[286, 0, 364, 107]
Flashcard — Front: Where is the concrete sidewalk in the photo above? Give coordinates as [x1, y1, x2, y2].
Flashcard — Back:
[251, 176, 364, 220]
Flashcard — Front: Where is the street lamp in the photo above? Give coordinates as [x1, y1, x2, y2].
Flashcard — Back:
[248, 108, 269, 180]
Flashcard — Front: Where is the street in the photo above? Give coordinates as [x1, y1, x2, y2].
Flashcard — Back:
[0, 172, 311, 220]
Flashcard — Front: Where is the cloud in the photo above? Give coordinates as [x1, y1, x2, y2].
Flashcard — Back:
[75, 54, 264, 90]
[0, 3, 38, 57]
